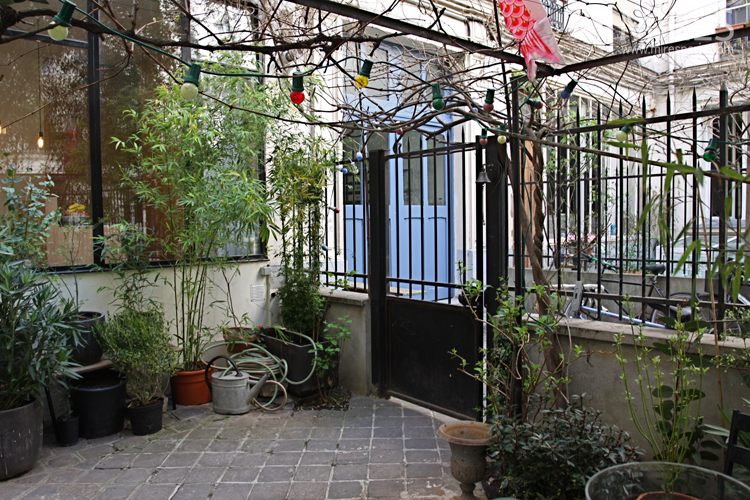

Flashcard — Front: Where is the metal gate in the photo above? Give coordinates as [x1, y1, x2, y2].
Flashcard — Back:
[368, 139, 508, 420]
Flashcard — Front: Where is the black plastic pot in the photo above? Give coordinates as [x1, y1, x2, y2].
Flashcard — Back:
[126, 398, 163, 436]
[57, 415, 79, 446]
[0, 400, 42, 480]
[70, 311, 105, 366]
[70, 369, 126, 439]
[261, 329, 327, 397]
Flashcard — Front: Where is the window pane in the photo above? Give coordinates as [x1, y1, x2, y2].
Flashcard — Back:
[365, 48, 390, 100]
[343, 130, 362, 205]
[403, 131, 421, 205]
[427, 136, 446, 206]
[0, 39, 91, 266]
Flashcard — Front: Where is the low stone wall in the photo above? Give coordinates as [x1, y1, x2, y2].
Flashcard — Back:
[558, 318, 749, 461]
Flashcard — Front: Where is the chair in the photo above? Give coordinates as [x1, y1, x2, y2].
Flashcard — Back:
[725, 409, 750, 477]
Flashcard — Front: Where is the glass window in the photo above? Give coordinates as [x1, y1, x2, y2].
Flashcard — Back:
[427, 136, 446, 206]
[402, 131, 422, 205]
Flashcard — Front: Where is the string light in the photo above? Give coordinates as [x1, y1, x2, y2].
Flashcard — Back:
[525, 98, 543, 110]
[483, 89, 495, 112]
[328, 206, 340, 213]
[497, 124, 507, 145]
[181, 63, 201, 100]
[334, 164, 349, 174]
[560, 79, 577, 100]
[396, 129, 404, 136]
[37, 131, 44, 149]
[290, 72, 305, 104]
[615, 125, 631, 142]
[48, 0, 75, 41]
[355, 59, 373, 89]
[479, 129, 488, 146]
[355, 151, 363, 161]
[703, 137, 718, 162]
[431, 84, 445, 110]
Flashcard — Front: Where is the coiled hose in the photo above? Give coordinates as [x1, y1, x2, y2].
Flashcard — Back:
[211, 331, 318, 412]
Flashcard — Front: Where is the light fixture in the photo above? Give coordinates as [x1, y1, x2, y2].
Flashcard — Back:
[431, 84, 445, 110]
[396, 128, 404, 136]
[355, 59, 373, 89]
[704, 137, 718, 162]
[497, 124, 507, 145]
[560, 79, 577, 100]
[322, 245, 329, 251]
[349, 162, 359, 175]
[37, 131, 44, 149]
[483, 89, 495, 112]
[181, 63, 201, 100]
[615, 125, 631, 142]
[48, 0, 75, 41]
[334, 164, 349, 174]
[476, 165, 490, 184]
[479, 129, 488, 146]
[0, 121, 6, 135]
[525, 98, 543, 110]
[290, 72, 305, 104]
[355, 151, 363, 161]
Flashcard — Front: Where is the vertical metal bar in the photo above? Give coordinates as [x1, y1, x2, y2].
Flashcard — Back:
[407, 138, 413, 298]
[420, 141, 426, 300]
[476, 137, 484, 312]
[486, 138, 506, 315]
[666, 93, 672, 299]
[87, 0, 103, 266]
[447, 145, 454, 303]
[595, 104, 602, 317]
[556, 109, 562, 291]
[368, 149, 388, 397]
[718, 83, 729, 334]
[510, 81, 524, 418]
[325, 174, 330, 287]
[618, 102, 625, 318]
[462, 129, 467, 287]
[641, 97, 648, 311]
[575, 108, 582, 282]
[692, 89, 699, 293]
[433, 144, 439, 300]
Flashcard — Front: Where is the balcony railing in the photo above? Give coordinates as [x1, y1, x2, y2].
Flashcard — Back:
[542, 0, 565, 31]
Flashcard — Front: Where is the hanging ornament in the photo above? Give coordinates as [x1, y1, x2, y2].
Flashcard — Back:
[497, 124, 508, 145]
[290, 72, 305, 104]
[483, 89, 495, 113]
[497, 0, 567, 81]
[479, 129, 488, 146]
[355, 151, 364, 161]
[561, 79, 578, 100]
[704, 138, 718, 162]
[431, 84, 445, 110]
[355, 60, 373, 88]
[181, 64, 201, 100]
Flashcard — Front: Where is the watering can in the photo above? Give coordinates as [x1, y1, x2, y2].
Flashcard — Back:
[205, 355, 269, 415]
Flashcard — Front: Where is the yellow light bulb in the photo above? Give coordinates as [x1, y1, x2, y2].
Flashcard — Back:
[497, 135, 507, 145]
[354, 75, 369, 89]
[49, 25, 69, 41]
[37, 133, 44, 149]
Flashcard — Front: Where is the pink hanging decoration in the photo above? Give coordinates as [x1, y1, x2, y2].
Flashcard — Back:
[498, 0, 566, 80]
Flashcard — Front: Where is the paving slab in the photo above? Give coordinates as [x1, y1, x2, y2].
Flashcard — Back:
[1, 395, 488, 499]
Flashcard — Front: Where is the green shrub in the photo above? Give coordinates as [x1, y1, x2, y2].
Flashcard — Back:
[486, 396, 639, 500]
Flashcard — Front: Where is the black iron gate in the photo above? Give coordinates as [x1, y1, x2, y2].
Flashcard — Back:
[368, 139, 508, 420]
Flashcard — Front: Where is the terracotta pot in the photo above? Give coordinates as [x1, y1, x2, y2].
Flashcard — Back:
[223, 327, 259, 355]
[172, 367, 213, 406]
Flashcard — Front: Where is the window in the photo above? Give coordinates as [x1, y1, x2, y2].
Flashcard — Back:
[541, 0, 566, 31]
[724, 0, 750, 56]
[613, 27, 639, 54]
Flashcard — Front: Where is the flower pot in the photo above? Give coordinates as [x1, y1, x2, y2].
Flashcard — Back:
[70, 369, 126, 439]
[223, 326, 259, 355]
[126, 398, 163, 436]
[172, 368, 213, 406]
[436, 421, 491, 500]
[0, 400, 42, 480]
[57, 415, 79, 446]
[70, 311, 104, 366]
[260, 329, 324, 397]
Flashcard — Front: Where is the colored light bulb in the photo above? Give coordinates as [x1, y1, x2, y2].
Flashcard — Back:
[483, 89, 495, 112]
[181, 63, 201, 100]
[479, 129, 488, 146]
[355, 151, 363, 161]
[431, 84, 445, 110]
[355, 60, 373, 89]
[49, 0, 74, 41]
[561, 79, 578, 100]
[616, 125, 631, 143]
[290, 91, 305, 104]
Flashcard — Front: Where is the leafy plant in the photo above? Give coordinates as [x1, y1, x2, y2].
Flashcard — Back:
[0, 165, 59, 264]
[310, 317, 352, 403]
[485, 395, 639, 500]
[0, 261, 81, 411]
[95, 308, 178, 406]
[615, 316, 716, 464]
[268, 133, 335, 340]
[113, 59, 279, 371]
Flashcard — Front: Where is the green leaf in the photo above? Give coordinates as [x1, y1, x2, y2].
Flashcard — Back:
[653, 342, 676, 356]
[720, 166, 746, 182]
[652, 385, 674, 399]
[607, 118, 646, 126]
[700, 450, 720, 461]
[679, 389, 706, 402]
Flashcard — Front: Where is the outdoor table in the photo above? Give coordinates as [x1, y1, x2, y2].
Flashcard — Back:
[586, 462, 750, 500]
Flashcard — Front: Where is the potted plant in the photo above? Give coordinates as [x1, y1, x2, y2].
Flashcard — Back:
[0, 166, 82, 478]
[113, 60, 276, 405]
[95, 308, 178, 435]
[56, 390, 80, 447]
[265, 132, 337, 397]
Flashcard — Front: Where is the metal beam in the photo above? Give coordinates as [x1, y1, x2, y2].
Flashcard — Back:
[546, 26, 750, 77]
[282, 0, 531, 67]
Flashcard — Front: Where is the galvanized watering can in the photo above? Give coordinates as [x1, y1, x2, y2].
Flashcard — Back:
[204, 355, 269, 415]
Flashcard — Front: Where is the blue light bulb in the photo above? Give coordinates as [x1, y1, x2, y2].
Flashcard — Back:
[356, 151, 363, 161]
[560, 89, 571, 100]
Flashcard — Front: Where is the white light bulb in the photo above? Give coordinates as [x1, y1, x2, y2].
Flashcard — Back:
[37, 135, 44, 149]
[497, 135, 507, 145]
[181, 82, 199, 100]
[48, 25, 69, 41]
[616, 130, 628, 142]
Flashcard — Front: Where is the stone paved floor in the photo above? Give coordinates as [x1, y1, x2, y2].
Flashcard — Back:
[1, 395, 487, 500]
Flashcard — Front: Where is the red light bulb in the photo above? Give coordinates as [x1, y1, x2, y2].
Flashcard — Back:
[479, 138, 488, 146]
[483, 102, 494, 113]
[396, 129, 404, 135]
[290, 91, 305, 104]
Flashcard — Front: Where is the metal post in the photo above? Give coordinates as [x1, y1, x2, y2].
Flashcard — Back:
[87, 0, 103, 266]
[510, 83, 524, 418]
[718, 84, 728, 334]
[476, 138, 485, 311]
[486, 139, 508, 316]
[368, 149, 389, 398]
